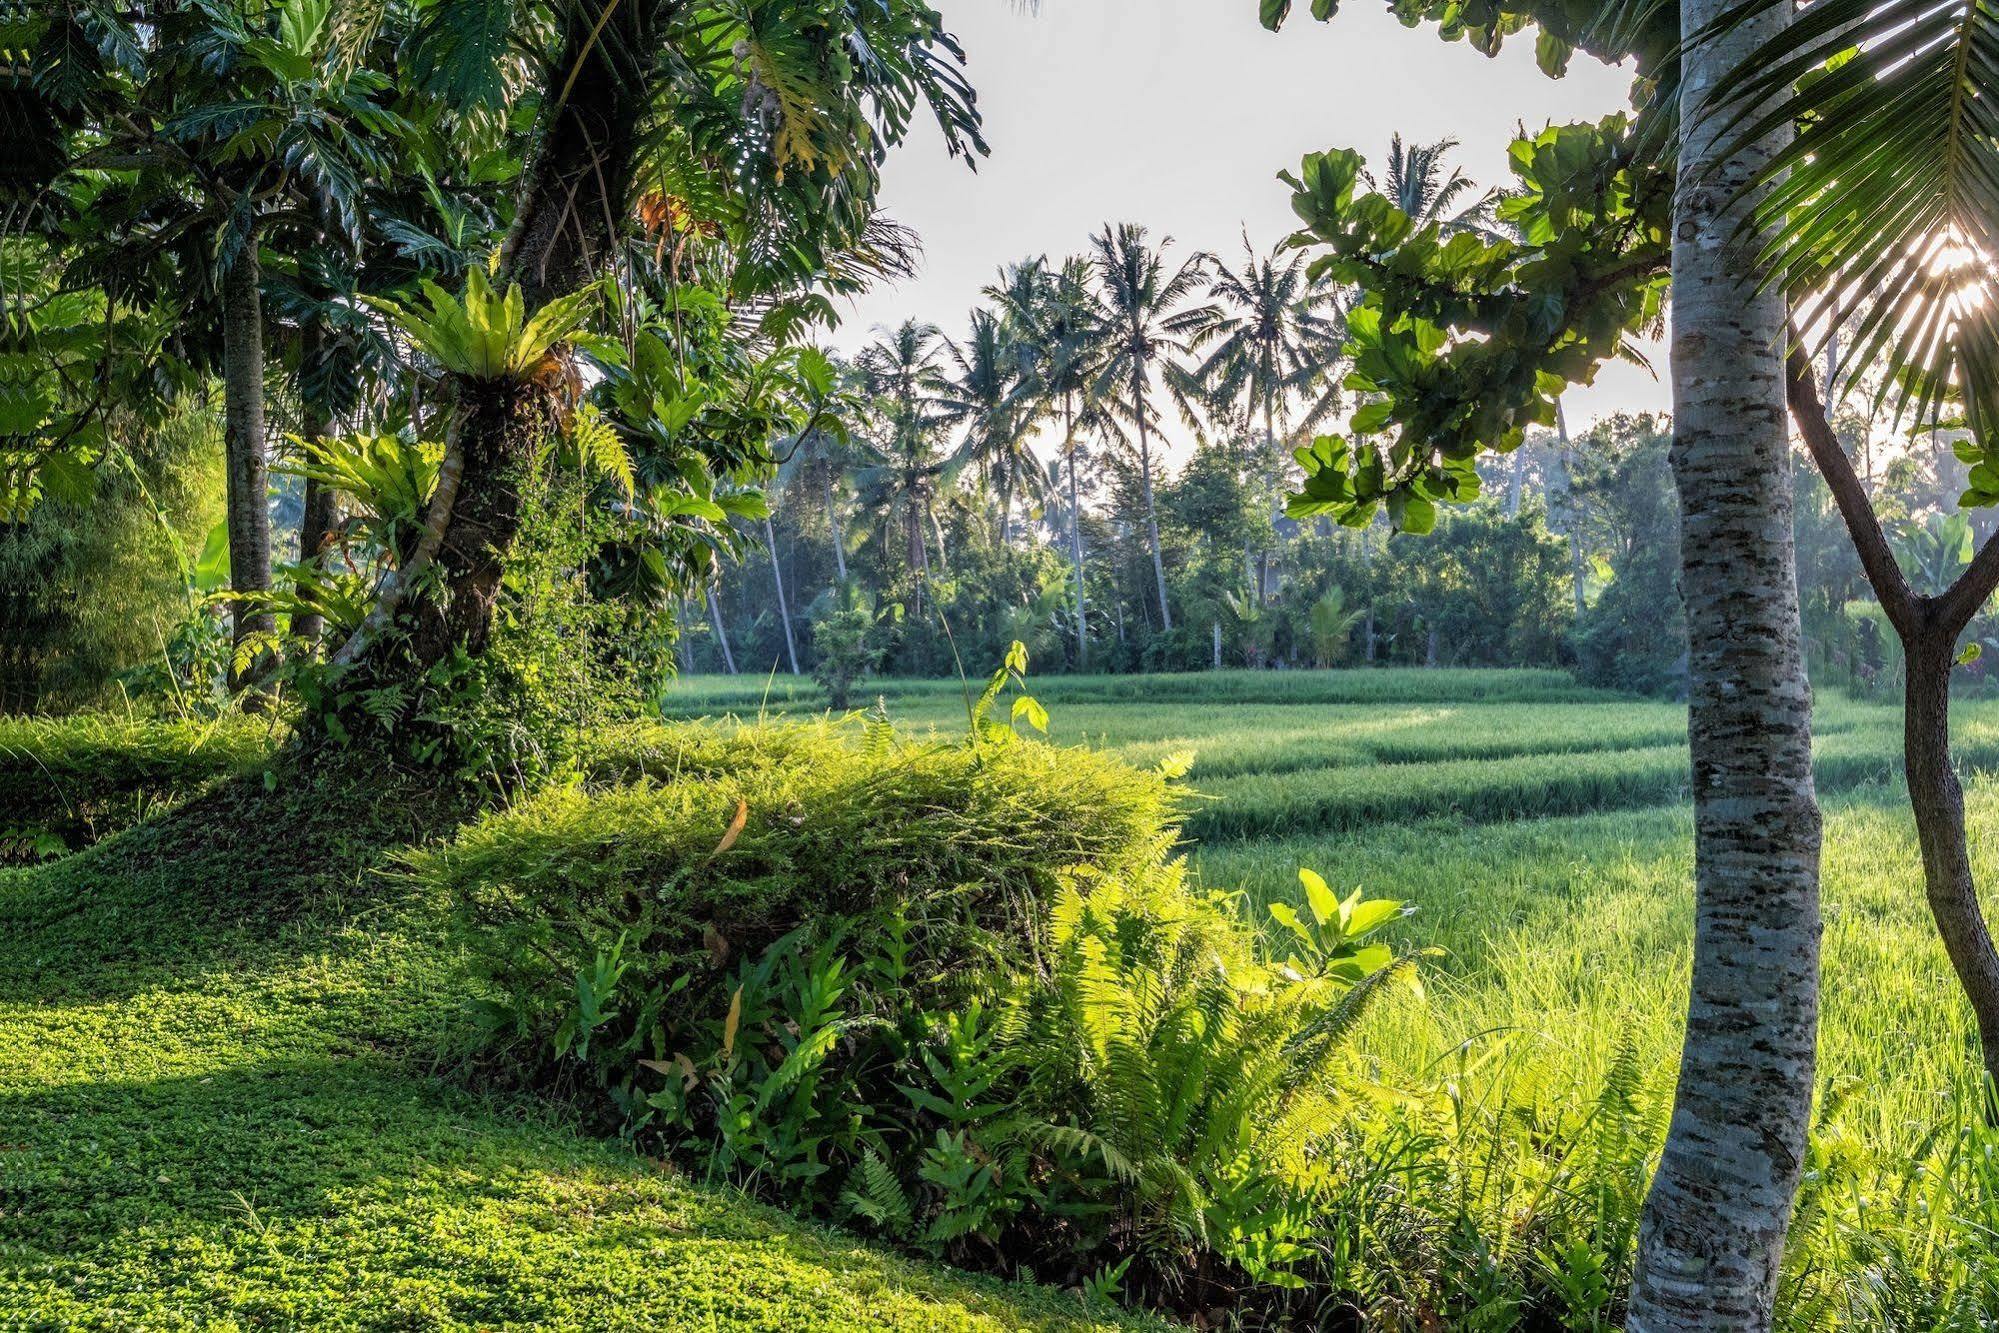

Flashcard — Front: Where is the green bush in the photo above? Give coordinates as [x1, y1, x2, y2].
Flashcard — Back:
[419, 719, 1414, 1309]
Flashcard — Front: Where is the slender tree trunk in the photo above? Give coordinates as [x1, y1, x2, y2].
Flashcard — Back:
[1133, 383, 1173, 632]
[998, 460, 1014, 551]
[1065, 395, 1087, 667]
[1504, 444, 1526, 517]
[1791, 350, 1999, 1094]
[1629, 2, 1821, 1325]
[1211, 620, 1222, 670]
[1364, 610, 1376, 663]
[907, 499, 928, 616]
[294, 326, 334, 645]
[1904, 630, 1999, 1090]
[707, 586, 737, 675]
[1556, 401, 1585, 619]
[221, 236, 274, 693]
[825, 474, 848, 584]
[763, 515, 800, 675]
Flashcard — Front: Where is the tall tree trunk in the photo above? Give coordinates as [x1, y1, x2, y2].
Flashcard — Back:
[1629, 1, 1821, 1326]
[825, 474, 849, 584]
[1064, 395, 1087, 667]
[1133, 383, 1173, 632]
[294, 326, 334, 645]
[221, 236, 274, 693]
[706, 586, 737, 675]
[1504, 444, 1527, 517]
[998, 460, 1014, 550]
[341, 0, 652, 673]
[1556, 401, 1585, 619]
[763, 515, 799, 675]
[1905, 631, 1999, 1090]
[1211, 619, 1222, 670]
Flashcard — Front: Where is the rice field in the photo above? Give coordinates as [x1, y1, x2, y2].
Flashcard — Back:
[662, 667, 1999, 1184]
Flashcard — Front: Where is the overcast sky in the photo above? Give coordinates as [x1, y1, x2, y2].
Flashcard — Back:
[829, 0, 1668, 463]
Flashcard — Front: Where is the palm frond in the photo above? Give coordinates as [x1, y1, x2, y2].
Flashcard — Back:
[1714, 0, 1999, 449]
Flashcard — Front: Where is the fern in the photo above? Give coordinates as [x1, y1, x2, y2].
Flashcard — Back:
[841, 1148, 913, 1232]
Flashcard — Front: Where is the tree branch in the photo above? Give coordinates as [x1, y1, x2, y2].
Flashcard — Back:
[1784, 335, 1920, 640]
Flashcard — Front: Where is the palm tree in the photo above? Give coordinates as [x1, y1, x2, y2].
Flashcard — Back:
[989, 256, 1112, 666]
[1189, 238, 1346, 449]
[934, 308, 1038, 548]
[1089, 223, 1209, 633]
[852, 320, 951, 612]
[1187, 239, 1345, 603]
[1370, 134, 1501, 235]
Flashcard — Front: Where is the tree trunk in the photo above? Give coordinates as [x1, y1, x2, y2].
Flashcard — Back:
[221, 236, 274, 692]
[825, 474, 849, 585]
[1629, 1, 1821, 1326]
[1905, 630, 1999, 1091]
[1792, 347, 1999, 1097]
[764, 515, 800, 675]
[1133, 383, 1173, 632]
[1551, 403, 1586, 619]
[998, 460, 1014, 551]
[707, 586, 737, 675]
[1064, 395, 1087, 667]
[342, 1, 652, 673]
[1504, 444, 1526, 517]
[294, 328, 334, 645]
[1211, 620, 1222, 670]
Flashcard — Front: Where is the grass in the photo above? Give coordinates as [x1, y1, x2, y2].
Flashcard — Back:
[14, 665, 1999, 1325]
[0, 765, 1153, 1331]
[661, 666, 1999, 1318]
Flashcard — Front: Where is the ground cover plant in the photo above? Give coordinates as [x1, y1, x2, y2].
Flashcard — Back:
[0, 742, 1160, 1332]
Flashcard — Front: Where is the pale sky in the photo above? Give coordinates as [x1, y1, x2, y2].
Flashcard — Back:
[830, 0, 1670, 464]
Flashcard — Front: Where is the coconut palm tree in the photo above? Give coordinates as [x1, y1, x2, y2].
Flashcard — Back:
[988, 256, 1112, 665]
[1089, 223, 1210, 633]
[933, 308, 1040, 549]
[1186, 238, 1346, 463]
[1370, 134, 1501, 235]
[851, 320, 951, 612]
[1186, 239, 1346, 603]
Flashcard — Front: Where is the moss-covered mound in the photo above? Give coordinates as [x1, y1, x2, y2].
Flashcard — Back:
[419, 720, 1406, 1314]
[427, 719, 1177, 1003]
[0, 713, 279, 857]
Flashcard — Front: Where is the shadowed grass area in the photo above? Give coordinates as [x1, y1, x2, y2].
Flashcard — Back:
[0, 760, 1153, 1332]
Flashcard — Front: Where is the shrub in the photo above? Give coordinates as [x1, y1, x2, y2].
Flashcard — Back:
[420, 718, 1414, 1310]
[809, 587, 884, 710]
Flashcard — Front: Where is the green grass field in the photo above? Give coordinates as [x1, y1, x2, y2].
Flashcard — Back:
[12, 669, 1997, 1325]
[667, 668, 1999, 1213]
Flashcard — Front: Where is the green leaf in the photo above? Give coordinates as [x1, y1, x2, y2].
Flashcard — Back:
[1267, 901, 1314, 946]
[1343, 898, 1406, 939]
[1298, 868, 1339, 927]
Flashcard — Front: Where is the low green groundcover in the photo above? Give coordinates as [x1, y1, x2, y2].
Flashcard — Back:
[0, 725, 1157, 1331]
